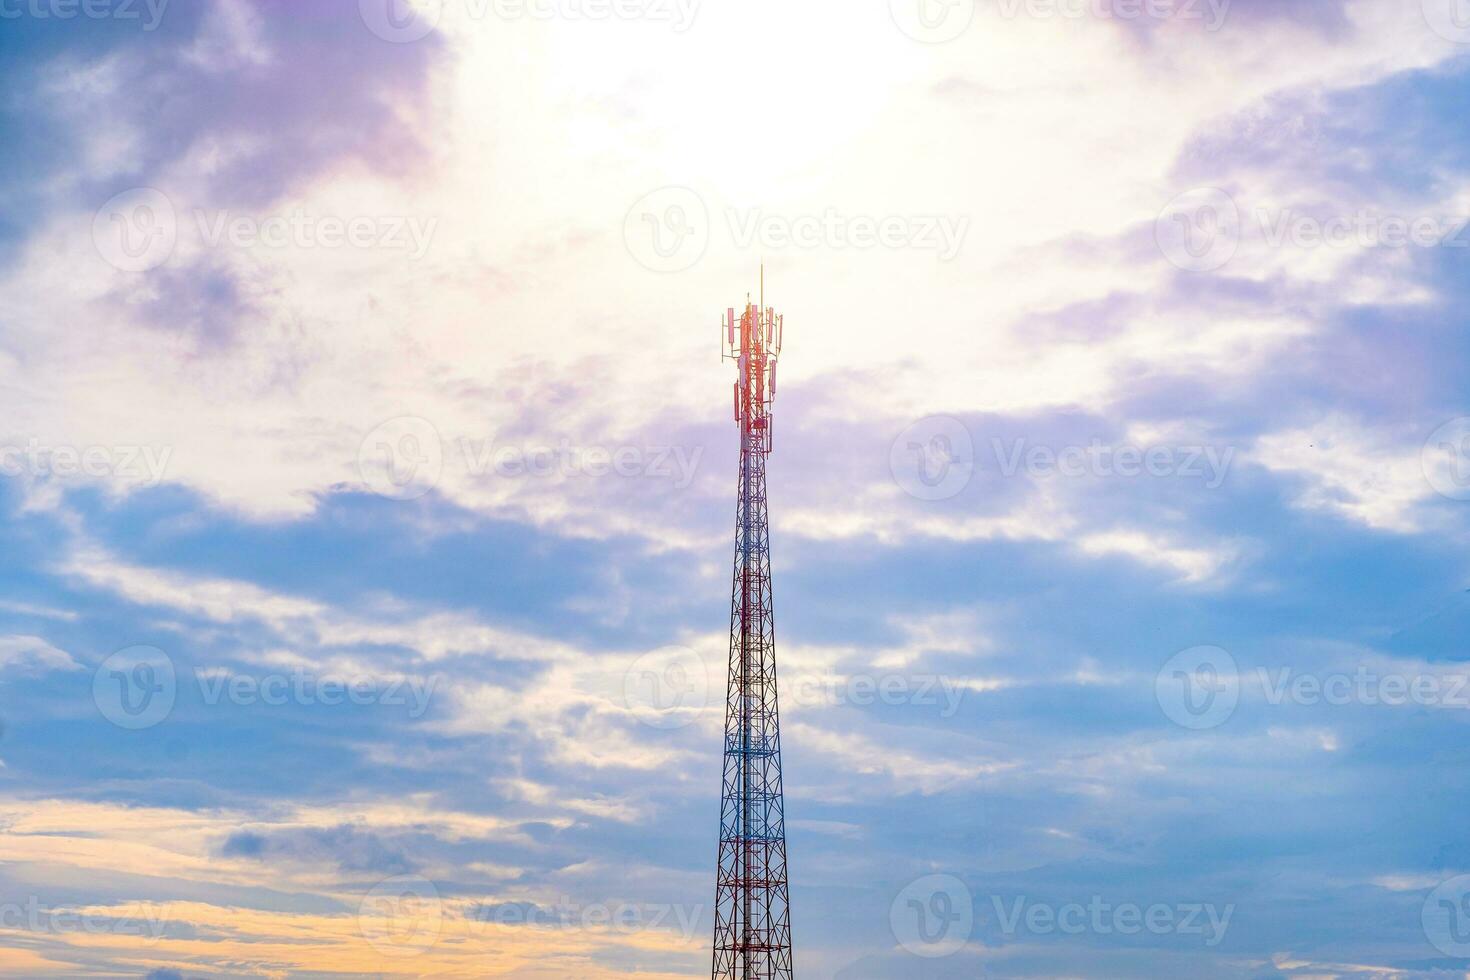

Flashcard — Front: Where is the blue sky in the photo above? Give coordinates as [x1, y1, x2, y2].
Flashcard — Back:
[3, 0, 1470, 976]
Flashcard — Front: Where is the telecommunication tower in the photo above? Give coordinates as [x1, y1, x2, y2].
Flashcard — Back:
[712, 271, 793, 980]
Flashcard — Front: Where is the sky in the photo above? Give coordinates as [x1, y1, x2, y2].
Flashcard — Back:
[2, 0, 1470, 976]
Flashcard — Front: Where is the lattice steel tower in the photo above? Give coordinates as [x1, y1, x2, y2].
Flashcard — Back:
[712, 272, 793, 980]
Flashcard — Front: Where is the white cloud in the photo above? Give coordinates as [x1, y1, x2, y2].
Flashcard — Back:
[0, 635, 80, 673]
[1078, 528, 1240, 584]
[1252, 417, 1434, 532]
[0, 0, 1461, 559]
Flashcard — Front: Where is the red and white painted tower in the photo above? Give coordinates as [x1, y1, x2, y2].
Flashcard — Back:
[711, 272, 793, 980]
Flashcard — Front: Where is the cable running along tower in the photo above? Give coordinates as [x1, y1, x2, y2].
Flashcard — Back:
[712, 273, 793, 980]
